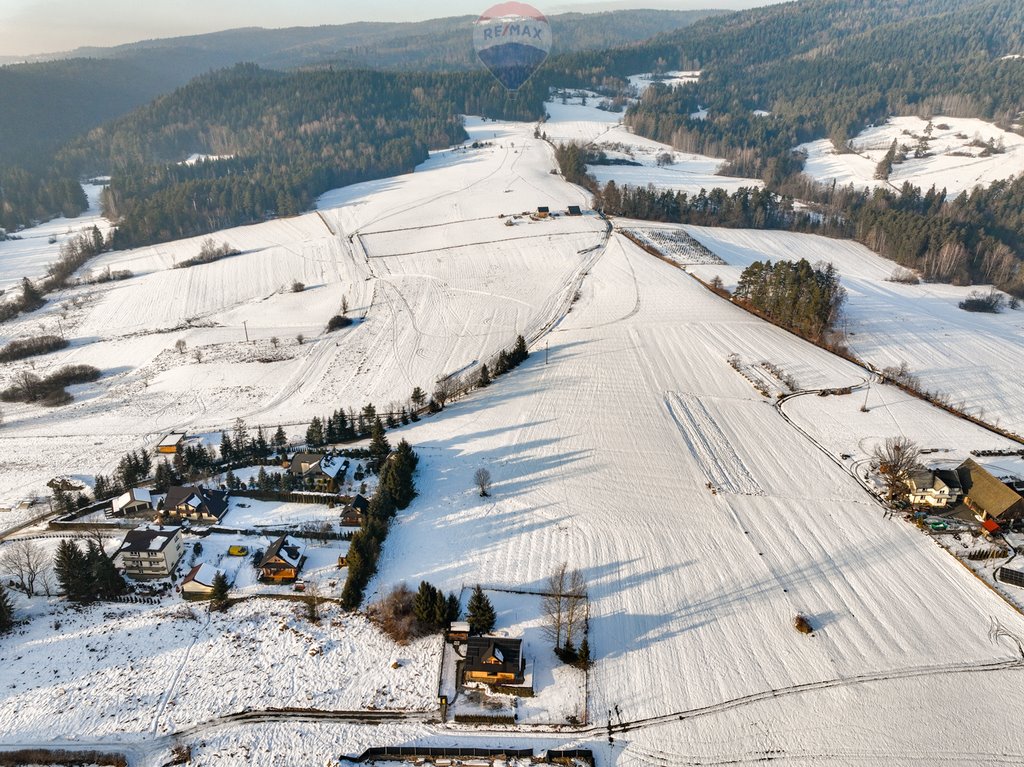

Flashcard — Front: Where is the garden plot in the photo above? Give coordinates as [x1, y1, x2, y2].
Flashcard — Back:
[798, 115, 1024, 197]
[619, 226, 724, 265]
[681, 225, 1024, 436]
[0, 597, 440, 742]
[216, 497, 341, 531]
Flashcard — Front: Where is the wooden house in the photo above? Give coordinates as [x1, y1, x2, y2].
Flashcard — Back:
[157, 432, 187, 454]
[341, 493, 370, 527]
[181, 563, 223, 599]
[258, 534, 305, 583]
[464, 636, 525, 684]
[287, 452, 347, 493]
[161, 486, 229, 524]
[958, 459, 1024, 521]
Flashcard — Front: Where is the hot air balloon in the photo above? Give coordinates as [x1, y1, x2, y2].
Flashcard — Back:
[473, 2, 551, 92]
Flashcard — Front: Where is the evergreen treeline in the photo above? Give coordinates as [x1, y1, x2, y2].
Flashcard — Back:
[54, 539, 126, 602]
[341, 438, 418, 610]
[734, 259, 847, 342]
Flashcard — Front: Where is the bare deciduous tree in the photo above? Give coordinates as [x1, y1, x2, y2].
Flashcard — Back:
[305, 580, 323, 623]
[0, 540, 49, 597]
[174, 339, 187, 354]
[474, 468, 492, 497]
[542, 563, 588, 649]
[433, 375, 459, 409]
[873, 436, 922, 505]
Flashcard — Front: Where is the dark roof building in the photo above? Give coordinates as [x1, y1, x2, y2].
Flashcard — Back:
[341, 493, 370, 527]
[258, 534, 305, 583]
[464, 636, 525, 684]
[958, 459, 1024, 520]
[567, 205, 582, 216]
[162, 486, 229, 522]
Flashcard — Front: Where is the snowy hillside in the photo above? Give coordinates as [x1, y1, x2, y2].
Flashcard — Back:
[0, 118, 604, 507]
[0, 182, 112, 292]
[678, 225, 1024, 435]
[543, 98, 762, 195]
[799, 116, 1024, 196]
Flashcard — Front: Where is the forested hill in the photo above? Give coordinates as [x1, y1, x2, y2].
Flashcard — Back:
[0, 10, 720, 175]
[53, 65, 548, 247]
[551, 0, 1024, 169]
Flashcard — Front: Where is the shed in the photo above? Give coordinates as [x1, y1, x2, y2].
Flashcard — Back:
[181, 563, 223, 599]
[567, 205, 582, 216]
[157, 433, 187, 454]
[536, 206, 550, 218]
[112, 488, 154, 516]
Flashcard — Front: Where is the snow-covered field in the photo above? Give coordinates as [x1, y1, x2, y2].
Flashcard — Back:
[799, 115, 1024, 196]
[543, 98, 762, 195]
[0, 182, 112, 292]
[0, 597, 439, 741]
[3, 109, 1024, 765]
[0, 118, 603, 507]
[678, 225, 1024, 436]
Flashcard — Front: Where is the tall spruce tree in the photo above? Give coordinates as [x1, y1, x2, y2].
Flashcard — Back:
[0, 584, 14, 634]
[211, 571, 230, 610]
[467, 584, 496, 635]
[54, 540, 91, 602]
[368, 416, 392, 471]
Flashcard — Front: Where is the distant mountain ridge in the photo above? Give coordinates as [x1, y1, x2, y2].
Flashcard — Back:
[0, 9, 724, 173]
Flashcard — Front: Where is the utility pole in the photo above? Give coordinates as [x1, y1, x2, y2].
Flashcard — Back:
[243, 321, 249, 343]
[545, 341, 549, 365]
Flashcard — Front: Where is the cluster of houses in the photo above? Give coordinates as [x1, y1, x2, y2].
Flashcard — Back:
[904, 457, 1024, 531]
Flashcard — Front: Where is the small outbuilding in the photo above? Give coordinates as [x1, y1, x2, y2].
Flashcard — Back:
[111, 488, 154, 517]
[567, 205, 582, 216]
[536, 206, 550, 218]
[157, 433, 187, 454]
[341, 493, 370, 527]
[181, 563, 223, 599]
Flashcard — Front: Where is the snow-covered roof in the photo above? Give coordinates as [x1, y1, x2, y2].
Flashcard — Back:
[320, 454, 345, 479]
[182, 562, 221, 588]
[158, 432, 187, 447]
[118, 525, 181, 555]
[112, 487, 152, 514]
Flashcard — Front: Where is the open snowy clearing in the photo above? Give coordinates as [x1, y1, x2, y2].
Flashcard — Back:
[0, 117, 604, 507]
[0, 182, 112, 292]
[542, 98, 762, 195]
[0, 597, 440, 742]
[799, 115, 1024, 197]
[676, 225, 1024, 436]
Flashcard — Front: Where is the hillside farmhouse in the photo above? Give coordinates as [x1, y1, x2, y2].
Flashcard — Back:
[464, 636, 526, 685]
[287, 452, 347, 493]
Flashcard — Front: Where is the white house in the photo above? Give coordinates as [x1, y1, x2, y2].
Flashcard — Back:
[907, 469, 962, 508]
[115, 525, 185, 579]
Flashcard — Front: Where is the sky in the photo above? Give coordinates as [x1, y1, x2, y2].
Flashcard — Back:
[0, 0, 786, 58]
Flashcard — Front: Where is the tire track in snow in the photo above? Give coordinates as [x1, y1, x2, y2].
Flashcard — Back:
[664, 391, 764, 496]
